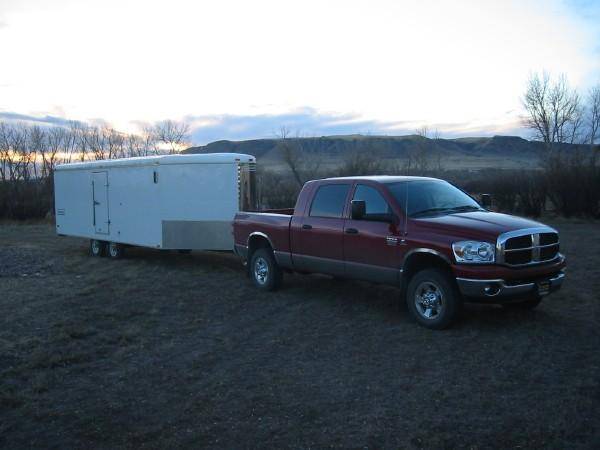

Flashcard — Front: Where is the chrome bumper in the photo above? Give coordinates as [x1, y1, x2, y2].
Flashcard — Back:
[456, 271, 565, 300]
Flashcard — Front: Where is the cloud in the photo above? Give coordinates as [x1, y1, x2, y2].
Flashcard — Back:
[184, 108, 396, 143]
[184, 108, 526, 145]
[0, 108, 526, 145]
[0, 111, 78, 127]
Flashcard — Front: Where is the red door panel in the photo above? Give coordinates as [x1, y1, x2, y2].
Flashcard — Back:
[290, 182, 351, 276]
[343, 183, 405, 284]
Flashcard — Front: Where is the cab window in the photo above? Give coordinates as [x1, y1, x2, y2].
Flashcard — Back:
[309, 184, 350, 218]
[352, 184, 392, 220]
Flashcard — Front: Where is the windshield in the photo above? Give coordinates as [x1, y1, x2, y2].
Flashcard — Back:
[386, 180, 483, 217]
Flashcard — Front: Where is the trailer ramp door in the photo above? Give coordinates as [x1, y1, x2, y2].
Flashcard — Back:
[92, 171, 110, 234]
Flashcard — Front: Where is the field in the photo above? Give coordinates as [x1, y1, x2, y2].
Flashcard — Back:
[1, 221, 599, 449]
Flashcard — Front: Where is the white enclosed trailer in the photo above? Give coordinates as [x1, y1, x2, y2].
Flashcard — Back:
[54, 153, 256, 255]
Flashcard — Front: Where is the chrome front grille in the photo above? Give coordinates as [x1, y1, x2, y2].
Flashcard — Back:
[496, 228, 560, 267]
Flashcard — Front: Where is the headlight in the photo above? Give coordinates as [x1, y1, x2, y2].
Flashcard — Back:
[452, 241, 495, 264]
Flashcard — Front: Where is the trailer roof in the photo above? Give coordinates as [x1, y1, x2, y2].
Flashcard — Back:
[55, 153, 255, 171]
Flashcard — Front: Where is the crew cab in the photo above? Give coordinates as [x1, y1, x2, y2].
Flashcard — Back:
[233, 176, 565, 329]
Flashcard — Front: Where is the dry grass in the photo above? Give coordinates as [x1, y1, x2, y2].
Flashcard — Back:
[1, 221, 599, 449]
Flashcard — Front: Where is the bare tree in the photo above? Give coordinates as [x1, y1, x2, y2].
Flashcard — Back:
[69, 121, 88, 162]
[276, 126, 303, 187]
[28, 125, 46, 179]
[0, 122, 12, 182]
[414, 125, 431, 172]
[45, 127, 66, 176]
[337, 139, 386, 176]
[86, 126, 107, 160]
[588, 85, 600, 146]
[152, 120, 190, 154]
[7, 124, 33, 181]
[105, 126, 125, 159]
[141, 126, 159, 156]
[275, 127, 321, 187]
[522, 72, 583, 148]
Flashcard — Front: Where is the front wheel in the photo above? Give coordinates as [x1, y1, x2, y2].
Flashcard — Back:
[406, 269, 461, 329]
[250, 248, 282, 291]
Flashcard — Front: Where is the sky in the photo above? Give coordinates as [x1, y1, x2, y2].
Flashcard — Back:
[0, 0, 599, 144]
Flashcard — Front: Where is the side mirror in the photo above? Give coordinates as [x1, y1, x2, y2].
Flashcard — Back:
[480, 193, 492, 209]
[351, 200, 366, 220]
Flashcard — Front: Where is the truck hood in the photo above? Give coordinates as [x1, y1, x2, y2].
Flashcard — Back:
[412, 211, 551, 241]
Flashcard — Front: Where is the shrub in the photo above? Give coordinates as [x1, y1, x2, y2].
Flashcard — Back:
[0, 179, 54, 220]
[256, 170, 300, 209]
[544, 151, 600, 218]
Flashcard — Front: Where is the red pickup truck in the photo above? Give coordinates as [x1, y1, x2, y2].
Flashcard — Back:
[233, 176, 565, 329]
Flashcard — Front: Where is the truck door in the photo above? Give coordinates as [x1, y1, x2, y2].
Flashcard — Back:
[291, 182, 351, 276]
[92, 171, 110, 235]
[343, 183, 403, 284]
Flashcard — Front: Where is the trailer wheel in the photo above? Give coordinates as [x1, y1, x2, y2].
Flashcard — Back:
[90, 239, 106, 257]
[108, 242, 124, 259]
[250, 248, 282, 291]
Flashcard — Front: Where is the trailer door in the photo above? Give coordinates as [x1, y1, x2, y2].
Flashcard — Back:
[92, 171, 110, 234]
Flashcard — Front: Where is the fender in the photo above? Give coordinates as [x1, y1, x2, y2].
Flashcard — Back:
[402, 247, 453, 269]
[246, 231, 274, 250]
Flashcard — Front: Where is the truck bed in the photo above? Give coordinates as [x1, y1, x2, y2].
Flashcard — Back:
[233, 211, 293, 254]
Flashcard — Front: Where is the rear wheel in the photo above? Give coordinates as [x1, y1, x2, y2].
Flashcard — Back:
[108, 242, 124, 259]
[250, 248, 282, 291]
[90, 239, 106, 257]
[406, 269, 461, 329]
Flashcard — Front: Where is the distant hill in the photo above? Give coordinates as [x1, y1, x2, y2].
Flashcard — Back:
[184, 134, 580, 170]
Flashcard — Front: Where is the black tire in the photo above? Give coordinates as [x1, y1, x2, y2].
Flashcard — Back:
[178, 249, 192, 254]
[107, 242, 124, 259]
[249, 248, 282, 291]
[406, 268, 461, 329]
[503, 296, 543, 310]
[90, 239, 106, 257]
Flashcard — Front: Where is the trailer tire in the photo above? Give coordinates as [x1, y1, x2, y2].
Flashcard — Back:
[90, 239, 106, 257]
[250, 248, 282, 291]
[108, 242, 124, 259]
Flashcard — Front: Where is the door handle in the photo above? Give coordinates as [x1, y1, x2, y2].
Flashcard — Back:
[345, 228, 359, 234]
[302, 224, 312, 230]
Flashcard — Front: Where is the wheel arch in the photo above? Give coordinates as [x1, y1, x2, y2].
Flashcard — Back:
[247, 232, 274, 260]
[401, 248, 453, 286]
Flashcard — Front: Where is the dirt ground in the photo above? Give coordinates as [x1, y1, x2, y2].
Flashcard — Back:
[1, 220, 599, 449]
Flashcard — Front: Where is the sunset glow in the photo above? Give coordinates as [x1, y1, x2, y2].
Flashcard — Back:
[0, 0, 598, 143]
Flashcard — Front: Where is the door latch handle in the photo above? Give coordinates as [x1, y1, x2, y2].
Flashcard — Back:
[386, 236, 406, 246]
[302, 224, 312, 230]
[386, 236, 398, 245]
[345, 228, 359, 234]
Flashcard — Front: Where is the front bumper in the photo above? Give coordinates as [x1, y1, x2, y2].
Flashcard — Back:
[456, 271, 565, 302]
